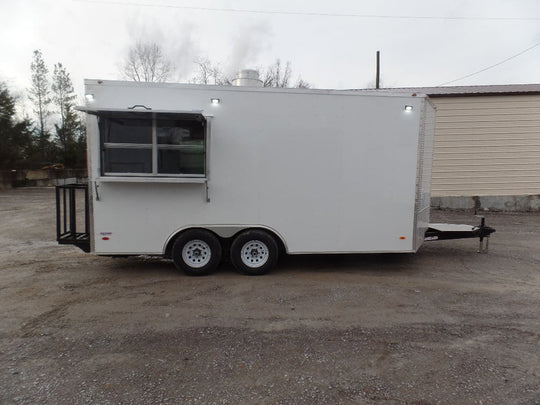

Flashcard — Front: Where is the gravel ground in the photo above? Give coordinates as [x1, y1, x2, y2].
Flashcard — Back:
[0, 187, 539, 404]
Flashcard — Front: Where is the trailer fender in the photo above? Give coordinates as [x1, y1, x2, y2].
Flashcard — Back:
[163, 225, 289, 257]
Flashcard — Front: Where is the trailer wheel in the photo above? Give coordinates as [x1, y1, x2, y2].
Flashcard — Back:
[171, 229, 222, 276]
[231, 230, 279, 275]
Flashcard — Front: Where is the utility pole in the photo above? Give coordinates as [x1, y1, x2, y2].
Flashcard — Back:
[376, 51, 380, 89]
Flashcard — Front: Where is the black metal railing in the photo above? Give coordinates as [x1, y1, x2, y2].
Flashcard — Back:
[55, 183, 90, 252]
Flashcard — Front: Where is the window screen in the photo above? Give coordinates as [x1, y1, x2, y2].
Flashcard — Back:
[106, 117, 152, 144]
[104, 148, 152, 173]
[157, 118, 205, 175]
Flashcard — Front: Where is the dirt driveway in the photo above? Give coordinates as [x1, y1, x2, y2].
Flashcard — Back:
[1, 187, 539, 404]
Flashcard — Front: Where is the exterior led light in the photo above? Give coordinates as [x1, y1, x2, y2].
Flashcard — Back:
[211, 98, 220, 105]
[85, 93, 94, 102]
[404, 105, 413, 111]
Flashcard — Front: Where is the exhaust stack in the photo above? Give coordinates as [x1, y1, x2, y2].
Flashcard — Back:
[232, 69, 263, 87]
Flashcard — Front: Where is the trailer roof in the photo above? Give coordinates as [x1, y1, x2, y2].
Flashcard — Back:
[84, 79, 540, 98]
[83, 79, 427, 98]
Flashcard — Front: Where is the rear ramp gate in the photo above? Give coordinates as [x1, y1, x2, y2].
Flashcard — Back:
[56, 183, 90, 252]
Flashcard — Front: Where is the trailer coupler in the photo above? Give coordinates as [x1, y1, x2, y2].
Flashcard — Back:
[425, 216, 495, 253]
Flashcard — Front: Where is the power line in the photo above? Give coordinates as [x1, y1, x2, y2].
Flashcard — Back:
[73, 0, 540, 21]
[438, 41, 540, 86]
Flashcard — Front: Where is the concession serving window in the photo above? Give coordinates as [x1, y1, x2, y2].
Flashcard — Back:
[95, 110, 207, 178]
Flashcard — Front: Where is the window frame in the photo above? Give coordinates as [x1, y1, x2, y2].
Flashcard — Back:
[97, 111, 207, 178]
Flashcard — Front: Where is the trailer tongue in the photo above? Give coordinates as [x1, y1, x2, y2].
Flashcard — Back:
[425, 217, 496, 253]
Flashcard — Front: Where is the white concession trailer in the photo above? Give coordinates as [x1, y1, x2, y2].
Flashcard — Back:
[56, 77, 494, 275]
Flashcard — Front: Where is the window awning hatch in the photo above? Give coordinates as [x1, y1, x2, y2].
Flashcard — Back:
[76, 106, 208, 121]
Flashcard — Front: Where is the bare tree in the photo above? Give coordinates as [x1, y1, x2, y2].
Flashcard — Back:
[295, 78, 311, 89]
[192, 59, 231, 85]
[123, 42, 173, 82]
[260, 59, 311, 88]
[262, 59, 291, 88]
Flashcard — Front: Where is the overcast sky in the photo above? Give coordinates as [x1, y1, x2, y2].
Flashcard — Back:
[1, 0, 539, 104]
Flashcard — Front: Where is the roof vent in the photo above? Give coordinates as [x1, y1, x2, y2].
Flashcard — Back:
[232, 69, 263, 87]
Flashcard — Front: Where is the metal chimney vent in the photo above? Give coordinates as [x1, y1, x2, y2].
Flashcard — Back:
[232, 69, 263, 87]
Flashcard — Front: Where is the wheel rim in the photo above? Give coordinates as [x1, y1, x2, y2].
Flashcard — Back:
[240, 240, 269, 268]
[182, 240, 211, 268]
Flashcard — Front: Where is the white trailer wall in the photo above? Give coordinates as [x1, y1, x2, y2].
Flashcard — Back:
[84, 81, 434, 255]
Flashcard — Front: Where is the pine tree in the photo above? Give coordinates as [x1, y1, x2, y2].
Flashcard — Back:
[52, 63, 76, 128]
[56, 108, 86, 168]
[0, 83, 34, 169]
[28, 50, 52, 161]
[52, 62, 81, 165]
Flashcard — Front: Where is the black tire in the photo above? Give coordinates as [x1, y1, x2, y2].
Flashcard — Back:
[230, 229, 279, 275]
[171, 229, 222, 276]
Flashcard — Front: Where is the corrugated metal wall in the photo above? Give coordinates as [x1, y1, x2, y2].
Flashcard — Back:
[431, 95, 540, 197]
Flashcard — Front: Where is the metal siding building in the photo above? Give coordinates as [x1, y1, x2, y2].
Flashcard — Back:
[370, 85, 540, 209]
[428, 86, 540, 197]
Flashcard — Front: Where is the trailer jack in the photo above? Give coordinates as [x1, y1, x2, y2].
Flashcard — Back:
[425, 216, 495, 253]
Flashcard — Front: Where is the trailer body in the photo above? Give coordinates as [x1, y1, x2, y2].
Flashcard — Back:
[55, 79, 448, 273]
[75, 81, 434, 256]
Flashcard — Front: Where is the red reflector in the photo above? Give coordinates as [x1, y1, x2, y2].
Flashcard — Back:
[102, 237, 110, 240]
[399, 236, 406, 240]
